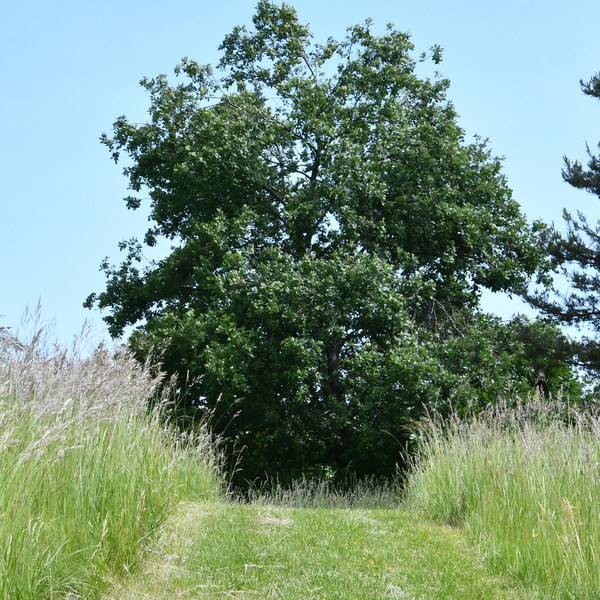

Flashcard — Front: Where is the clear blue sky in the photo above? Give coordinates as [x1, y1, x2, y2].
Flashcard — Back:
[2, 0, 600, 345]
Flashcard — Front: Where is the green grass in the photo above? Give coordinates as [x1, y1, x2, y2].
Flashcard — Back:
[103, 501, 531, 599]
[404, 400, 600, 599]
[0, 320, 222, 599]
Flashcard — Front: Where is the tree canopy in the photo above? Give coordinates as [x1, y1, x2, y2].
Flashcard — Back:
[87, 2, 565, 486]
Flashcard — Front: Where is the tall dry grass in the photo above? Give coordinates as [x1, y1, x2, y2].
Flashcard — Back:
[404, 398, 600, 599]
[243, 475, 402, 509]
[0, 311, 222, 599]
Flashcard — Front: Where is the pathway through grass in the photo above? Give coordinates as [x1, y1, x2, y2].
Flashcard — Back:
[103, 501, 537, 599]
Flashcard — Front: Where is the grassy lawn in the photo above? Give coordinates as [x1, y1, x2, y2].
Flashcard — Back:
[103, 501, 534, 600]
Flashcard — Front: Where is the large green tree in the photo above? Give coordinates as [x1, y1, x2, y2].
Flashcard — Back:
[87, 2, 554, 485]
[527, 73, 600, 372]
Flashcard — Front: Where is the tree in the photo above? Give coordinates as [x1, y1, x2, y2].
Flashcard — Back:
[526, 72, 600, 372]
[87, 1, 551, 486]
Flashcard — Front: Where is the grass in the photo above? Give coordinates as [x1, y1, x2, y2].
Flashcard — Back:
[243, 474, 403, 509]
[404, 399, 600, 599]
[0, 314, 222, 599]
[102, 500, 531, 599]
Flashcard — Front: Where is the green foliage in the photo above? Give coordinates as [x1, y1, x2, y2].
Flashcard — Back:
[418, 312, 583, 413]
[87, 2, 563, 486]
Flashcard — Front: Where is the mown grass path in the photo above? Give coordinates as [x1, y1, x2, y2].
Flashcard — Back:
[104, 501, 533, 599]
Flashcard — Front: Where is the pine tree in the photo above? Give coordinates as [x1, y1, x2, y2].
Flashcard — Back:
[528, 72, 600, 370]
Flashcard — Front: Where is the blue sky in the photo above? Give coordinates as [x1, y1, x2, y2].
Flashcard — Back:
[2, 0, 600, 345]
